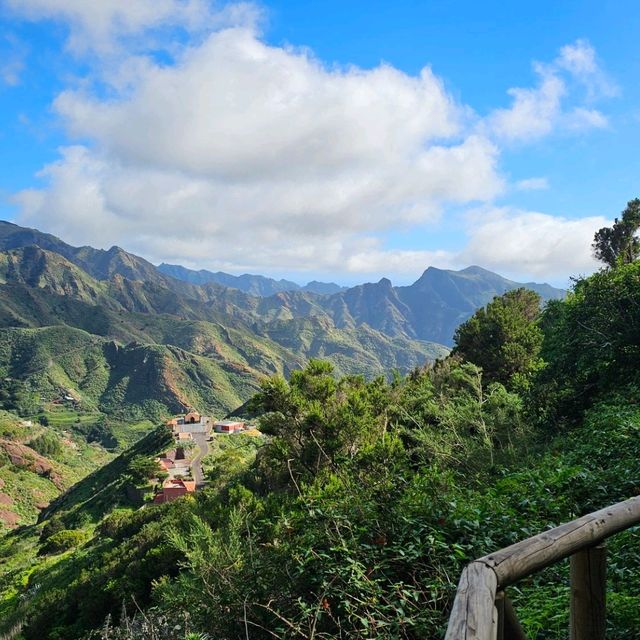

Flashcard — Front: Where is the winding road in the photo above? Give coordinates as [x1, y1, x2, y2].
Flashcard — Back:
[191, 432, 210, 487]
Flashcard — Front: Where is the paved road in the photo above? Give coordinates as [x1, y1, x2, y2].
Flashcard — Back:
[191, 433, 210, 487]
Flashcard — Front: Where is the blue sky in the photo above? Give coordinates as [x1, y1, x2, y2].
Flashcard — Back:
[0, 0, 638, 286]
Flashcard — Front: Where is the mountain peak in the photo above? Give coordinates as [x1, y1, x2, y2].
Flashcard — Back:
[459, 265, 491, 275]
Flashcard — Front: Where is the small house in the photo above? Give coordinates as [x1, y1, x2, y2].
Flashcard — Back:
[157, 458, 175, 471]
[153, 478, 196, 504]
[184, 410, 202, 424]
[214, 419, 245, 434]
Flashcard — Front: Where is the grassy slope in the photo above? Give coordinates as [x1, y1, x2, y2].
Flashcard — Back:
[0, 410, 113, 530]
[0, 245, 449, 383]
[0, 277, 447, 379]
[0, 325, 268, 419]
[0, 425, 173, 629]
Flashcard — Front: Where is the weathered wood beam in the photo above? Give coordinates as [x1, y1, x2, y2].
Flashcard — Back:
[445, 561, 498, 640]
[570, 544, 606, 640]
[446, 497, 640, 638]
[478, 496, 640, 587]
[494, 591, 505, 640]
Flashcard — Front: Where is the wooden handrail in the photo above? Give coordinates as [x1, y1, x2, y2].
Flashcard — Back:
[445, 495, 640, 639]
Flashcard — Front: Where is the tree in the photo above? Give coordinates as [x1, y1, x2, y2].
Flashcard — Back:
[452, 288, 543, 389]
[592, 198, 640, 268]
[28, 431, 63, 458]
[128, 456, 162, 484]
[250, 359, 389, 486]
[533, 261, 640, 425]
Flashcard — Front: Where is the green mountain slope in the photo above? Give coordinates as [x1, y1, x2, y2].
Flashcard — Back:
[395, 265, 565, 345]
[0, 326, 266, 419]
[0, 410, 113, 530]
[0, 244, 447, 396]
[1, 221, 562, 349]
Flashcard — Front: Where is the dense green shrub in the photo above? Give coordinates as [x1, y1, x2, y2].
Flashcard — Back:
[41, 529, 87, 555]
[534, 261, 640, 425]
[453, 288, 543, 390]
[28, 431, 63, 458]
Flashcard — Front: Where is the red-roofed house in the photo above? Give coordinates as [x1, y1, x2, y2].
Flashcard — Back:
[184, 410, 201, 424]
[153, 478, 196, 504]
[157, 458, 175, 471]
[214, 420, 245, 434]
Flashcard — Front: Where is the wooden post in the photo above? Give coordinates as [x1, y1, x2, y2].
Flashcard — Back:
[496, 591, 528, 640]
[570, 544, 606, 640]
[445, 562, 498, 640]
[495, 591, 505, 640]
[502, 595, 528, 640]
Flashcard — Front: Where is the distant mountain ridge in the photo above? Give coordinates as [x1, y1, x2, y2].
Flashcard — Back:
[160, 263, 565, 347]
[0, 223, 450, 419]
[157, 262, 346, 296]
[0, 220, 565, 350]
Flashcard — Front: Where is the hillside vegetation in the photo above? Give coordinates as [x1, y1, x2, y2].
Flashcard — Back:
[2, 210, 636, 639]
[1, 231, 640, 638]
[0, 409, 113, 529]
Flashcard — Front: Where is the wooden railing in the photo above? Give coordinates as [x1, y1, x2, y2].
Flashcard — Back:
[445, 495, 640, 639]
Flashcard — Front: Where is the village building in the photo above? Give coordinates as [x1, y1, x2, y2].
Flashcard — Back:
[184, 410, 201, 424]
[157, 457, 175, 471]
[214, 419, 246, 434]
[153, 478, 196, 504]
[166, 409, 209, 434]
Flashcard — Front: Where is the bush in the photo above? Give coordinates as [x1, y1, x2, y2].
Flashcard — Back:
[40, 529, 86, 555]
[28, 431, 63, 458]
[39, 515, 65, 542]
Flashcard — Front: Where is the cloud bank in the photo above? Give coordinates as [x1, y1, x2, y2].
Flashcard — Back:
[7, 2, 616, 281]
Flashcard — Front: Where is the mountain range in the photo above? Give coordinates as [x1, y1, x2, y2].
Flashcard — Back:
[0, 219, 564, 419]
[157, 262, 346, 296]
[161, 250, 564, 346]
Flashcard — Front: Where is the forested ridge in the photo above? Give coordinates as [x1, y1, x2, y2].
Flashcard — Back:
[1, 204, 640, 638]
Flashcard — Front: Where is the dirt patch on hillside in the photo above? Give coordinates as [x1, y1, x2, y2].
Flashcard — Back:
[0, 509, 19, 527]
[0, 492, 13, 506]
[0, 440, 65, 490]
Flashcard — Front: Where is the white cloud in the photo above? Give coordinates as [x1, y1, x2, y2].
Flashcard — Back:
[515, 177, 549, 191]
[488, 65, 565, 142]
[0, 34, 27, 86]
[556, 39, 618, 98]
[4, 0, 260, 54]
[563, 107, 608, 131]
[14, 27, 503, 275]
[461, 208, 608, 279]
[486, 40, 613, 142]
[1, 57, 23, 86]
[557, 39, 598, 76]
[52, 29, 465, 179]
[6, 6, 617, 283]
